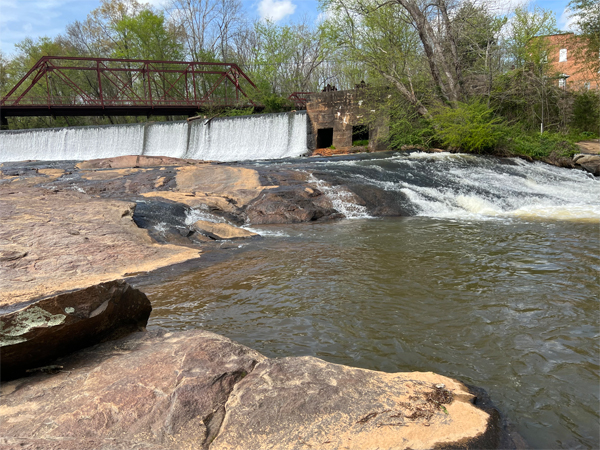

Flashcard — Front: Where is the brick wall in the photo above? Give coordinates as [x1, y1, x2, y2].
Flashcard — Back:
[542, 33, 599, 90]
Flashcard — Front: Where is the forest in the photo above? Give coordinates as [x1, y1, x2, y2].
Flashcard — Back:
[0, 0, 598, 159]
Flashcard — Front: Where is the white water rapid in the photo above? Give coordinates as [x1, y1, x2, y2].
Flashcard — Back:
[0, 112, 308, 163]
[308, 151, 600, 223]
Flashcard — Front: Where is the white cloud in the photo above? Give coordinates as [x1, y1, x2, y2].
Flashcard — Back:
[558, 7, 577, 31]
[258, 0, 297, 22]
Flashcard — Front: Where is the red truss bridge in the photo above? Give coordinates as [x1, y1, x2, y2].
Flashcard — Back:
[0, 56, 259, 122]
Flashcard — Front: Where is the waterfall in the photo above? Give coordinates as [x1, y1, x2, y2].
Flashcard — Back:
[186, 112, 307, 162]
[0, 123, 145, 162]
[0, 112, 308, 163]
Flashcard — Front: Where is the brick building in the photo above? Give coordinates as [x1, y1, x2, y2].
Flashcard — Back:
[540, 33, 599, 90]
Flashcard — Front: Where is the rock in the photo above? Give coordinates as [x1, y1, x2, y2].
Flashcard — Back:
[0, 188, 200, 306]
[573, 154, 600, 176]
[246, 186, 340, 224]
[0, 330, 517, 450]
[0, 245, 28, 262]
[0, 330, 265, 450]
[75, 155, 199, 170]
[213, 356, 508, 450]
[192, 220, 258, 240]
[575, 140, 600, 155]
[0, 280, 151, 380]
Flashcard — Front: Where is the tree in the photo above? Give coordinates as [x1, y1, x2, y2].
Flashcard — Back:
[167, 0, 243, 61]
[505, 6, 558, 69]
[112, 10, 184, 61]
[320, 0, 513, 116]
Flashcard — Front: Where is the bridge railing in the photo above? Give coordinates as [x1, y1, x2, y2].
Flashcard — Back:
[1, 56, 259, 115]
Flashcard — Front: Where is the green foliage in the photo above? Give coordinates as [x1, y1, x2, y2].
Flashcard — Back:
[387, 110, 434, 149]
[248, 91, 293, 113]
[215, 107, 254, 117]
[111, 9, 184, 61]
[430, 101, 504, 152]
[571, 90, 600, 133]
[506, 6, 558, 69]
[499, 127, 595, 158]
[353, 140, 369, 146]
[568, 0, 600, 72]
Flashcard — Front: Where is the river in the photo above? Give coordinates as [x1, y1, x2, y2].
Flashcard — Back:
[141, 152, 599, 449]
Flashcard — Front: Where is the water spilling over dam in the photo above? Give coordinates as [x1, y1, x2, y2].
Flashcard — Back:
[0, 112, 308, 163]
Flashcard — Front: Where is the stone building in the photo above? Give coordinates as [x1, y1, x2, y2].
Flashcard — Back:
[305, 89, 390, 152]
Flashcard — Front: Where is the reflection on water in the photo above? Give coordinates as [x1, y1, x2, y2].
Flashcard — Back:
[144, 217, 599, 449]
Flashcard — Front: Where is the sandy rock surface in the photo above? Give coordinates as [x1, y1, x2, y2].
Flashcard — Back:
[0, 186, 200, 307]
[0, 330, 512, 450]
[191, 220, 258, 240]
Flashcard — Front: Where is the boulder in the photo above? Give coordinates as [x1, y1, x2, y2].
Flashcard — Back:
[0, 280, 151, 380]
[192, 220, 258, 240]
[0, 330, 517, 450]
[573, 154, 600, 176]
[0, 188, 200, 306]
[246, 186, 340, 224]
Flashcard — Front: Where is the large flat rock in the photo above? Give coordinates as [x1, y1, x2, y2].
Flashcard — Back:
[0, 330, 265, 450]
[0, 330, 515, 450]
[0, 187, 200, 307]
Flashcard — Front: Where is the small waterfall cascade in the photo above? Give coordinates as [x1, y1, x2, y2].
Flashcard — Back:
[0, 112, 308, 163]
[305, 151, 600, 222]
[307, 173, 371, 219]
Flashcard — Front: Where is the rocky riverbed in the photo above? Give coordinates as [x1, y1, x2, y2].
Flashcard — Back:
[0, 153, 543, 449]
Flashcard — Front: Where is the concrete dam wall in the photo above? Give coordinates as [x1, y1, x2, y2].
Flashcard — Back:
[0, 111, 309, 163]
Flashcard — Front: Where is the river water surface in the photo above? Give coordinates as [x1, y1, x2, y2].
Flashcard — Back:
[143, 153, 599, 449]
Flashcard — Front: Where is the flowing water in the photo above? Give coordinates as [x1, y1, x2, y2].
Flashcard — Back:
[0, 112, 307, 163]
[141, 152, 599, 449]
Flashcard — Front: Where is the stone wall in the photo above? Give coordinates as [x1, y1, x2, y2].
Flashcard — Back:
[305, 89, 389, 152]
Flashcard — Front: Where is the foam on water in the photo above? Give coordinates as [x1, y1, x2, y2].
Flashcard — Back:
[184, 206, 227, 225]
[0, 124, 144, 162]
[0, 112, 308, 163]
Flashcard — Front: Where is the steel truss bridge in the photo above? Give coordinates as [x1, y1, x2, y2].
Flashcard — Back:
[0, 56, 259, 124]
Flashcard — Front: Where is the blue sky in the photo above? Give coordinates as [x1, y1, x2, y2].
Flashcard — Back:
[0, 0, 575, 56]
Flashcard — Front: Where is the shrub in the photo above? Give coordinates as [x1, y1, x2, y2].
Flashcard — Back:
[387, 111, 434, 149]
[499, 127, 581, 158]
[571, 90, 600, 133]
[430, 100, 504, 153]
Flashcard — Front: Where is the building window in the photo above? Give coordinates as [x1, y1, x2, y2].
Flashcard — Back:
[559, 78, 566, 88]
[559, 48, 567, 62]
[584, 82, 591, 90]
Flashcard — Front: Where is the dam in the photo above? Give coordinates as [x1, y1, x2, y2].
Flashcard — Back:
[0, 112, 309, 163]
